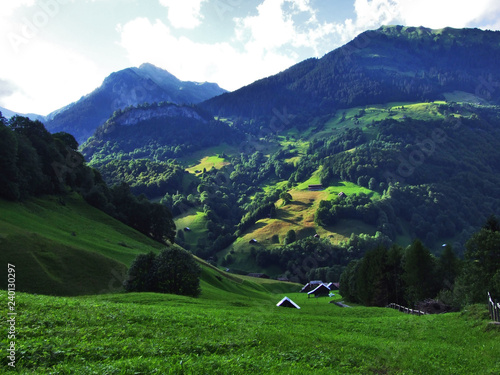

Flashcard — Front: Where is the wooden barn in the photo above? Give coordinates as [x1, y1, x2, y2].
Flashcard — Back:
[300, 280, 324, 293]
[308, 284, 331, 298]
[276, 296, 301, 309]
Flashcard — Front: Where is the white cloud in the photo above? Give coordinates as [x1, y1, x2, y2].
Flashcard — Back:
[159, 0, 208, 29]
[0, 40, 102, 115]
[350, 0, 500, 32]
[117, 17, 296, 91]
[0, 0, 36, 17]
[235, 0, 339, 57]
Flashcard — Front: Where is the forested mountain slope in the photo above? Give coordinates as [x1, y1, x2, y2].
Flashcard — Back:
[202, 26, 500, 121]
[44, 63, 226, 144]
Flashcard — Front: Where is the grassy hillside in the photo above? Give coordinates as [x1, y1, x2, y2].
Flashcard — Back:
[0, 194, 165, 295]
[4, 291, 499, 374]
[0, 193, 300, 297]
[218, 177, 379, 274]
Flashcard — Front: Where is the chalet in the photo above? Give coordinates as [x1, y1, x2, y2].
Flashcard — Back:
[338, 192, 347, 199]
[276, 296, 301, 309]
[184, 227, 191, 232]
[308, 284, 331, 298]
[247, 273, 270, 279]
[277, 277, 290, 282]
[300, 280, 324, 293]
[249, 239, 258, 244]
[308, 184, 324, 191]
[314, 234, 320, 238]
[330, 282, 340, 290]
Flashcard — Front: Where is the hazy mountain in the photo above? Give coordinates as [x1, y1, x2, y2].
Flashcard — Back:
[44, 63, 227, 144]
[202, 26, 500, 121]
[0, 106, 45, 122]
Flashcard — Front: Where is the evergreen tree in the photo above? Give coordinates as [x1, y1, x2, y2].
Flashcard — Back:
[124, 252, 156, 292]
[437, 244, 460, 291]
[402, 240, 438, 306]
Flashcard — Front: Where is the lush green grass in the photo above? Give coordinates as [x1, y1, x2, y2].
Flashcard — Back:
[174, 209, 209, 249]
[0, 194, 164, 295]
[186, 156, 230, 175]
[3, 290, 499, 374]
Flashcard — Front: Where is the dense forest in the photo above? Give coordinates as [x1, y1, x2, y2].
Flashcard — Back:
[75, 100, 500, 282]
[339, 215, 500, 309]
[0, 113, 176, 244]
[202, 26, 500, 120]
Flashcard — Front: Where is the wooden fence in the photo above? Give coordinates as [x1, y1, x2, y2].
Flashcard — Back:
[386, 303, 426, 316]
[488, 292, 500, 322]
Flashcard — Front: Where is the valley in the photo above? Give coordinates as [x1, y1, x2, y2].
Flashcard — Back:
[1, 24, 500, 374]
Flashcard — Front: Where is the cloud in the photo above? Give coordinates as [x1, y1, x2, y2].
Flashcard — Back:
[235, 0, 339, 57]
[0, 1, 36, 17]
[159, 0, 208, 29]
[0, 80, 18, 100]
[0, 39, 102, 114]
[350, 0, 500, 32]
[117, 17, 297, 91]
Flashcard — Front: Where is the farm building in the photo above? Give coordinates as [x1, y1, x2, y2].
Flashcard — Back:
[276, 296, 301, 309]
[308, 284, 331, 298]
[300, 280, 324, 293]
[338, 192, 347, 199]
[308, 184, 324, 191]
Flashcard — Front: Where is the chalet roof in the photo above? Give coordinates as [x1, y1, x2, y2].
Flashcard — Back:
[308, 284, 331, 295]
[276, 296, 301, 309]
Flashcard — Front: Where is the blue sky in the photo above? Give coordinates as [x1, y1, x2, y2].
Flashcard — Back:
[1, 0, 500, 115]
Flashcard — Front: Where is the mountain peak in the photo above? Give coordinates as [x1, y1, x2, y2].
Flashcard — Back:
[45, 64, 227, 143]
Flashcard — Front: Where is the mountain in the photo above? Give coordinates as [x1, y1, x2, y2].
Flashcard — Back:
[0, 105, 45, 122]
[63, 26, 500, 282]
[81, 102, 240, 165]
[202, 26, 500, 121]
[44, 63, 227, 144]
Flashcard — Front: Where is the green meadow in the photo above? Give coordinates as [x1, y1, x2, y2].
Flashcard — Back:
[2, 288, 499, 374]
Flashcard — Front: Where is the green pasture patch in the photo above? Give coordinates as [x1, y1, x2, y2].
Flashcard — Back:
[6, 292, 499, 374]
[174, 210, 208, 249]
[186, 155, 230, 174]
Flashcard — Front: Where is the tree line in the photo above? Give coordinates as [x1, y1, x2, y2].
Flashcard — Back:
[0, 113, 175, 244]
[339, 215, 500, 308]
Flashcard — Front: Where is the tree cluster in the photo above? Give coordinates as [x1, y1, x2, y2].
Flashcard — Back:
[124, 247, 201, 297]
[0, 114, 176, 244]
[340, 216, 500, 308]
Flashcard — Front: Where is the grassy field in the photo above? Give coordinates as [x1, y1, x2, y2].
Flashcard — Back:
[3, 288, 499, 374]
[186, 156, 230, 175]
[0, 194, 164, 295]
[174, 209, 209, 249]
[220, 177, 380, 272]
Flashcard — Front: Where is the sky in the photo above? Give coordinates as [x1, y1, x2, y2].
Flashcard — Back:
[1, 0, 500, 116]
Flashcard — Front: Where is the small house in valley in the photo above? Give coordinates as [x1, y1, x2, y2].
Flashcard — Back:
[300, 280, 324, 293]
[308, 284, 331, 298]
[308, 184, 324, 191]
[276, 296, 301, 309]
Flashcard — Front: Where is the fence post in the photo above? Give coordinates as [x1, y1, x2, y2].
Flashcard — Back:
[495, 300, 500, 322]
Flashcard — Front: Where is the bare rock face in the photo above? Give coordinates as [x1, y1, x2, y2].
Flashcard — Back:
[112, 104, 206, 127]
